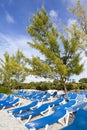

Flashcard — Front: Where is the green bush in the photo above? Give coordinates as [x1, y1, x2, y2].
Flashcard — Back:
[79, 83, 87, 89]
[4, 80, 87, 91]
[66, 82, 79, 91]
[52, 80, 63, 90]
[0, 86, 12, 94]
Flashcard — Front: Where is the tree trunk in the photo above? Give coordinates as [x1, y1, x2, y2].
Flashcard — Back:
[61, 77, 68, 97]
[64, 83, 67, 94]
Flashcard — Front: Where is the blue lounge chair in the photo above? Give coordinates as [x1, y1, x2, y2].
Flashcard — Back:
[25, 100, 77, 130]
[31, 91, 45, 101]
[62, 109, 87, 130]
[14, 103, 51, 120]
[22, 92, 33, 99]
[25, 91, 37, 100]
[39, 92, 51, 101]
[25, 109, 67, 130]
[66, 101, 87, 113]
[15, 90, 26, 97]
[0, 94, 15, 104]
[7, 101, 38, 114]
[60, 93, 65, 98]
[0, 98, 19, 109]
[67, 92, 77, 100]
[51, 91, 58, 97]
[54, 100, 76, 111]
[76, 93, 86, 102]
[13, 98, 64, 120]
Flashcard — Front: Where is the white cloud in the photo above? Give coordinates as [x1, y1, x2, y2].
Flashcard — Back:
[5, 12, 15, 24]
[0, 32, 44, 59]
[49, 10, 60, 27]
[67, 19, 77, 28]
[49, 10, 58, 19]
[24, 75, 52, 83]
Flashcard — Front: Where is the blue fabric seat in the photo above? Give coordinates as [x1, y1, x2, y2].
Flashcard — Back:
[62, 109, 87, 130]
[25, 91, 38, 100]
[39, 92, 51, 101]
[0, 94, 15, 104]
[14, 103, 50, 119]
[31, 91, 45, 101]
[0, 97, 19, 109]
[15, 90, 37, 99]
[25, 109, 67, 130]
[51, 91, 58, 97]
[7, 101, 38, 114]
[67, 101, 87, 113]
[54, 100, 76, 111]
[15, 90, 27, 97]
[67, 92, 77, 100]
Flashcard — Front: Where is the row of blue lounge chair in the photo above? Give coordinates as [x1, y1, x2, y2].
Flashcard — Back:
[1, 91, 87, 130]
[0, 94, 20, 109]
[15, 90, 58, 101]
[24, 100, 87, 130]
[6, 91, 87, 130]
[8, 98, 64, 120]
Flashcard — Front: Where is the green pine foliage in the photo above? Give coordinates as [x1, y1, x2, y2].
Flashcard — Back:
[27, 7, 84, 92]
[68, 0, 87, 53]
[69, 0, 87, 35]
[0, 50, 29, 89]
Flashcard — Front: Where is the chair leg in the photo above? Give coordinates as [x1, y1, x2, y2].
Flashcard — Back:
[30, 127, 36, 130]
[45, 124, 49, 130]
[18, 100, 22, 106]
[17, 117, 23, 124]
[25, 115, 32, 123]
[47, 106, 52, 115]
[58, 113, 69, 126]
[65, 113, 69, 126]
[58, 118, 65, 126]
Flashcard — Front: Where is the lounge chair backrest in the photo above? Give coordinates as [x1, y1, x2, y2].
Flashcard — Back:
[67, 101, 87, 113]
[0, 94, 14, 104]
[7, 100, 38, 114]
[54, 100, 76, 111]
[68, 92, 77, 100]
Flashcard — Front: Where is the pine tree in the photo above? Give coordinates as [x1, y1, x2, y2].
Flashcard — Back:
[0, 50, 29, 88]
[10, 49, 29, 88]
[0, 52, 12, 87]
[27, 7, 83, 92]
[68, 0, 87, 52]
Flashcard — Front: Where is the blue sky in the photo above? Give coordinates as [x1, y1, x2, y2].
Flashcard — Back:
[0, 0, 87, 82]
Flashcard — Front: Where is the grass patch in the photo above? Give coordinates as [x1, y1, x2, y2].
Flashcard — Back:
[0, 86, 12, 94]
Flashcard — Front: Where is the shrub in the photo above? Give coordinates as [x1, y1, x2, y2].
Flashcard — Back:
[0, 86, 12, 94]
